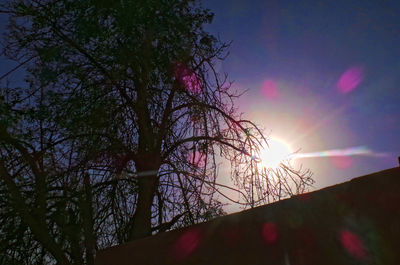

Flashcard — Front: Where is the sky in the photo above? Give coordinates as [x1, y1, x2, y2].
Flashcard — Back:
[0, 0, 399, 211]
[202, 0, 400, 191]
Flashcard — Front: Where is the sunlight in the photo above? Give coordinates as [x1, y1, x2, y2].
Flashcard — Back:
[259, 138, 292, 170]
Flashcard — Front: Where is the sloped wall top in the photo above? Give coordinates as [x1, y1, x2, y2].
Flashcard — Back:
[96, 167, 400, 265]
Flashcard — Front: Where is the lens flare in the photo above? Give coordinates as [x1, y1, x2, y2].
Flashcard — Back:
[340, 230, 368, 259]
[289, 146, 389, 160]
[174, 63, 202, 94]
[171, 228, 202, 261]
[187, 151, 207, 168]
[262, 222, 278, 244]
[337, 66, 364, 94]
[261, 79, 279, 99]
[330, 156, 353, 169]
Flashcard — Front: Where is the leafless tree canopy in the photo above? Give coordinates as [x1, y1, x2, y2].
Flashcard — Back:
[0, 0, 313, 264]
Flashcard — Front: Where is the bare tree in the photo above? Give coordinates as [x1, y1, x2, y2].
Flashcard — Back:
[0, 0, 313, 264]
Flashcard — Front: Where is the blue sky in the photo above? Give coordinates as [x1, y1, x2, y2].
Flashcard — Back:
[203, 0, 400, 188]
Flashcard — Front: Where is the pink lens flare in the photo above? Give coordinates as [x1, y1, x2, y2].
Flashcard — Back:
[337, 66, 364, 94]
[330, 156, 353, 169]
[261, 79, 279, 99]
[187, 151, 207, 168]
[339, 230, 368, 259]
[171, 228, 202, 261]
[262, 222, 278, 244]
[174, 63, 202, 94]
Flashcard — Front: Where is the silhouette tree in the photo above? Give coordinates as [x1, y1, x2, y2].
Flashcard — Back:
[0, 0, 313, 264]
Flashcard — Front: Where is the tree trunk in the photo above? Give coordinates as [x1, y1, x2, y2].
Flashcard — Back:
[129, 153, 161, 240]
[130, 174, 158, 239]
[81, 174, 95, 265]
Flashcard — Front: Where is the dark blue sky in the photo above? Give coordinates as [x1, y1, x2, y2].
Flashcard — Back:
[203, 0, 400, 187]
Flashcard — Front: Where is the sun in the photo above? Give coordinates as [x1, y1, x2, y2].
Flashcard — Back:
[259, 138, 292, 170]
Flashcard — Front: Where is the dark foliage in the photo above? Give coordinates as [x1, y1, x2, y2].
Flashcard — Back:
[0, 0, 313, 264]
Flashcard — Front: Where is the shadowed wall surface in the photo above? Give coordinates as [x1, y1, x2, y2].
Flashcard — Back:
[96, 167, 400, 265]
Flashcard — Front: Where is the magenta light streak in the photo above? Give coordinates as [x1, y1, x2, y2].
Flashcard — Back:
[336, 66, 364, 94]
[172, 228, 202, 261]
[174, 63, 202, 94]
[330, 156, 353, 169]
[187, 151, 206, 168]
[261, 79, 279, 99]
[262, 222, 278, 244]
[340, 230, 368, 259]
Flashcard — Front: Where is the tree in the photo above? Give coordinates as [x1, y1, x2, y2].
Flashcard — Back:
[0, 0, 313, 264]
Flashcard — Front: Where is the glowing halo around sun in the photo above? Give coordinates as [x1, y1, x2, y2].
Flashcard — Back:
[258, 138, 292, 170]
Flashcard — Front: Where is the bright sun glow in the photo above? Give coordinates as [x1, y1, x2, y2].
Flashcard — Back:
[259, 138, 292, 170]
